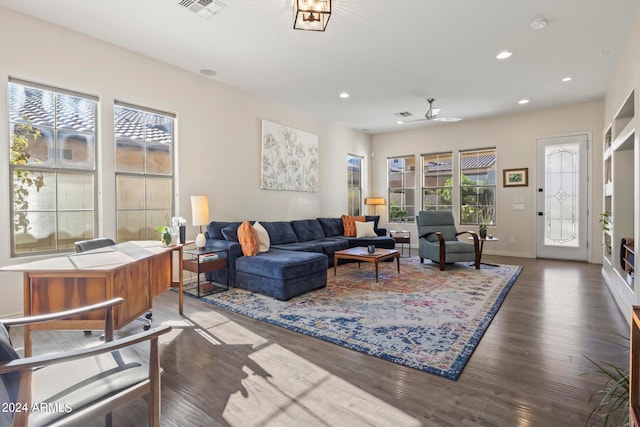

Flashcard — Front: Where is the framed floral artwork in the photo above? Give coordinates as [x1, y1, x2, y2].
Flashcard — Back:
[261, 120, 319, 192]
[503, 168, 528, 187]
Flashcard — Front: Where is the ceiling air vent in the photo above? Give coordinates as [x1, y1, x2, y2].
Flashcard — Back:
[177, 0, 227, 18]
[394, 112, 413, 118]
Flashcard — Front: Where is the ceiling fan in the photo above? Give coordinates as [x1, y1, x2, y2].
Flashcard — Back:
[404, 98, 441, 122]
[402, 98, 462, 123]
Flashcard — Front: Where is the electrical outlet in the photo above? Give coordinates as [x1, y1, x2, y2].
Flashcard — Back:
[509, 236, 515, 244]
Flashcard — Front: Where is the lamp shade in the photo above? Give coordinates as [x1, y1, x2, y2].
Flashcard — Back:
[364, 197, 386, 206]
[190, 195, 210, 227]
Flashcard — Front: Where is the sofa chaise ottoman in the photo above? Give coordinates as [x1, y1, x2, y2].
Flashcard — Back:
[235, 248, 328, 300]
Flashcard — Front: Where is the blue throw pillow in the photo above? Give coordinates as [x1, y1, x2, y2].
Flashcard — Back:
[221, 224, 240, 242]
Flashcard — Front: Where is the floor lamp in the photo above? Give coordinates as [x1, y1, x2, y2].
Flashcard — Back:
[190, 195, 209, 250]
[364, 197, 386, 216]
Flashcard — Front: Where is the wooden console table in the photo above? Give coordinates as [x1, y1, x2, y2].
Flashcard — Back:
[1, 240, 186, 356]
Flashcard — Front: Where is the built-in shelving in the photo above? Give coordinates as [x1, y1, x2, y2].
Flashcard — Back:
[602, 88, 637, 319]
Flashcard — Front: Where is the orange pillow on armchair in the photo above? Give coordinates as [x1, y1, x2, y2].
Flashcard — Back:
[341, 215, 365, 237]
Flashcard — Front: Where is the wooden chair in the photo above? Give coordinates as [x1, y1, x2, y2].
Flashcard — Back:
[0, 298, 171, 426]
[416, 210, 480, 271]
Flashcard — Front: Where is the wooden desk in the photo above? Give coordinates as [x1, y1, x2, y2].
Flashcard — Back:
[2, 240, 185, 356]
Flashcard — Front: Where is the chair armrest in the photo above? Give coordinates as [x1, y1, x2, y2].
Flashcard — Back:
[456, 230, 478, 240]
[0, 325, 172, 374]
[0, 298, 124, 328]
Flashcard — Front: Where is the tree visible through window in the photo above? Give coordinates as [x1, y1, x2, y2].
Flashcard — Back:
[459, 148, 496, 225]
[347, 155, 362, 216]
[9, 79, 97, 256]
[115, 103, 175, 242]
[421, 152, 453, 211]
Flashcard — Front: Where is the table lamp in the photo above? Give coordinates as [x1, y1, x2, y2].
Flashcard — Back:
[190, 195, 209, 250]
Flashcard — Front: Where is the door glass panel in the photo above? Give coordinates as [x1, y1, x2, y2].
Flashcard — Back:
[544, 142, 579, 247]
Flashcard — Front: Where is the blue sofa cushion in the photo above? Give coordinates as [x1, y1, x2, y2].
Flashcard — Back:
[207, 221, 241, 240]
[236, 248, 327, 280]
[271, 241, 324, 253]
[261, 221, 299, 245]
[317, 217, 344, 237]
[291, 219, 325, 242]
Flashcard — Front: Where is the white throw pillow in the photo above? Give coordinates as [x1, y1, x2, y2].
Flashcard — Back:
[355, 221, 377, 238]
[253, 221, 270, 252]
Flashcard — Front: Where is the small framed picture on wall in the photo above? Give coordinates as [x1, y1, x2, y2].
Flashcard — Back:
[503, 168, 528, 187]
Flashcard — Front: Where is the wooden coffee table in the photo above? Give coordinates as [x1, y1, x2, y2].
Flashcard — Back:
[333, 247, 400, 282]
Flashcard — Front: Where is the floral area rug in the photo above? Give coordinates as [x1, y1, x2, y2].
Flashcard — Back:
[200, 257, 522, 380]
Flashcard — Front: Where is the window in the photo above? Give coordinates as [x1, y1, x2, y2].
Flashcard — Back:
[9, 79, 97, 256]
[115, 103, 175, 242]
[459, 148, 496, 225]
[421, 152, 453, 211]
[347, 155, 362, 216]
[388, 156, 415, 223]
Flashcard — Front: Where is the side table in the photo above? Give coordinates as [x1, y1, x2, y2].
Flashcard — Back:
[390, 230, 411, 258]
[183, 249, 229, 297]
[468, 236, 499, 266]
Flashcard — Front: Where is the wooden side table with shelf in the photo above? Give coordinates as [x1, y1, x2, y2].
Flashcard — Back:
[390, 230, 411, 257]
[183, 248, 229, 297]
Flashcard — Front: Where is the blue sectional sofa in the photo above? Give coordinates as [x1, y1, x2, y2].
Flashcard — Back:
[204, 216, 394, 300]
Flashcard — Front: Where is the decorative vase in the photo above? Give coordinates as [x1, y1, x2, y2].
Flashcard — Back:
[479, 228, 487, 239]
[367, 245, 375, 254]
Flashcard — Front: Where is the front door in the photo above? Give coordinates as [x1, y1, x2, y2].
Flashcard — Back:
[536, 134, 589, 261]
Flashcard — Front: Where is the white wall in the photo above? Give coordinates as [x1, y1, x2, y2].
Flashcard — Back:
[0, 7, 371, 316]
[371, 101, 604, 261]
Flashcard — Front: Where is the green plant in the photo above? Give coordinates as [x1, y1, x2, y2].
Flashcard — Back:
[600, 211, 612, 232]
[390, 206, 408, 222]
[154, 226, 172, 246]
[584, 335, 629, 427]
[10, 122, 45, 233]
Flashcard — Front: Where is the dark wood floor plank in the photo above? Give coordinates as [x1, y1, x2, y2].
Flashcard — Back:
[12, 255, 630, 426]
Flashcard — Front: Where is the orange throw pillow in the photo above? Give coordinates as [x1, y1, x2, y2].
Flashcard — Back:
[237, 221, 260, 256]
[342, 215, 365, 237]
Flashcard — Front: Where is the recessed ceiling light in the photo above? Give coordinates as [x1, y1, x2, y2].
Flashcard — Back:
[199, 69, 217, 76]
[396, 120, 404, 125]
[518, 99, 530, 105]
[339, 92, 350, 99]
[562, 77, 572, 82]
[530, 18, 547, 30]
[496, 51, 513, 60]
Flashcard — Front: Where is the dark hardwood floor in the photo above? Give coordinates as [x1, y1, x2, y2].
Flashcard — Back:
[15, 256, 630, 426]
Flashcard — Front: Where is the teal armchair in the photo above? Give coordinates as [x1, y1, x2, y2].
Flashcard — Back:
[416, 210, 480, 271]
